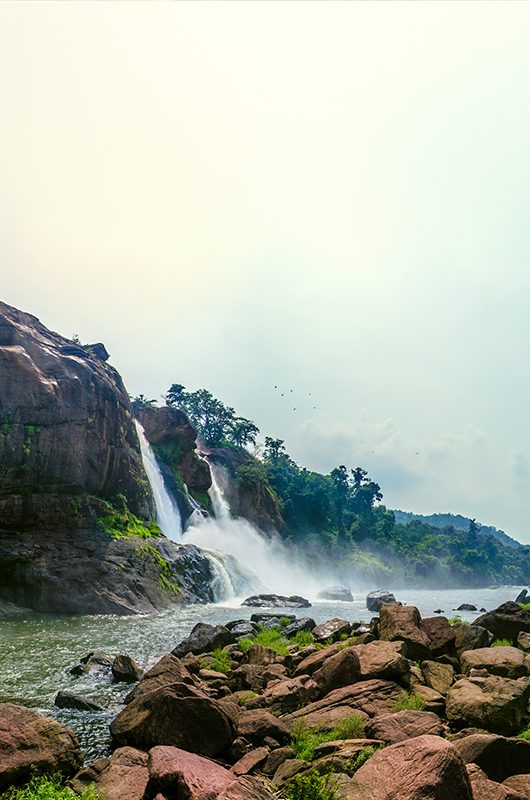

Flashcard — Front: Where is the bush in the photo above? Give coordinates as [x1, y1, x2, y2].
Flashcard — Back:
[518, 725, 530, 741]
[238, 628, 290, 655]
[492, 638, 512, 647]
[200, 647, 232, 675]
[292, 630, 314, 647]
[291, 715, 365, 761]
[283, 771, 338, 800]
[392, 692, 425, 712]
[3, 774, 98, 799]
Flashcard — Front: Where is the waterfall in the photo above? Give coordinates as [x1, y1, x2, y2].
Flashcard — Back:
[208, 467, 231, 519]
[135, 421, 183, 541]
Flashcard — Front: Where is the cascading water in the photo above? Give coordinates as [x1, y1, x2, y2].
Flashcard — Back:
[135, 421, 183, 541]
[136, 423, 332, 603]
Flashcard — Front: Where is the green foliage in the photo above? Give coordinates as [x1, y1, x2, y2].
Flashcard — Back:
[3, 773, 98, 800]
[98, 495, 162, 541]
[518, 725, 530, 741]
[136, 544, 181, 595]
[166, 384, 259, 448]
[238, 691, 257, 704]
[1, 416, 12, 435]
[393, 692, 425, 712]
[291, 715, 366, 761]
[238, 628, 290, 655]
[131, 394, 157, 408]
[236, 461, 269, 486]
[347, 745, 379, 773]
[283, 772, 339, 800]
[492, 638, 512, 647]
[519, 603, 530, 611]
[447, 616, 463, 624]
[292, 630, 315, 647]
[201, 647, 232, 675]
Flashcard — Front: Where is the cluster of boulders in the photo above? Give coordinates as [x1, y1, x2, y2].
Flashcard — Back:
[4, 601, 530, 798]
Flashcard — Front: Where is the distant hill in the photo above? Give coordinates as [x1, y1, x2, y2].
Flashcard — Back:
[393, 510, 520, 549]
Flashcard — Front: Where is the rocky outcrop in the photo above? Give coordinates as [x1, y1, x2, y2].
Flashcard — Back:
[446, 676, 530, 735]
[0, 301, 213, 614]
[474, 603, 530, 643]
[0, 703, 83, 791]
[366, 590, 396, 612]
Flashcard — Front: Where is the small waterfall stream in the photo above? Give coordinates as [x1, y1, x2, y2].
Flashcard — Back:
[135, 421, 182, 541]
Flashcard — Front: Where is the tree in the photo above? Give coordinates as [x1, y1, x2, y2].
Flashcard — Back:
[469, 518, 482, 536]
[263, 437, 286, 461]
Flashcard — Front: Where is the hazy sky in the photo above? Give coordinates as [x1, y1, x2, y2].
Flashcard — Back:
[2, 2, 530, 539]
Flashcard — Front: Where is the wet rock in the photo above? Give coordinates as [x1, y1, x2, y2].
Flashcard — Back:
[110, 682, 235, 757]
[0, 703, 82, 791]
[516, 590, 529, 604]
[346, 734, 473, 800]
[446, 676, 530, 736]
[378, 603, 431, 661]
[457, 604, 478, 612]
[474, 603, 530, 643]
[227, 622, 256, 637]
[366, 710, 444, 744]
[250, 613, 296, 624]
[312, 648, 361, 695]
[312, 618, 351, 644]
[283, 617, 316, 637]
[454, 624, 494, 656]
[71, 747, 148, 800]
[453, 733, 530, 782]
[461, 647, 528, 679]
[242, 594, 311, 608]
[317, 586, 354, 602]
[54, 691, 105, 712]
[70, 650, 113, 676]
[112, 654, 143, 683]
[172, 623, 236, 658]
[366, 590, 396, 612]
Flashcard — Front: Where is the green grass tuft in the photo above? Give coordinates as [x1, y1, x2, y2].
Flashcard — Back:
[392, 692, 425, 712]
[292, 630, 315, 647]
[283, 771, 339, 800]
[291, 715, 366, 761]
[200, 647, 232, 675]
[347, 745, 379, 773]
[238, 627, 290, 655]
[492, 638, 512, 647]
[3, 774, 98, 800]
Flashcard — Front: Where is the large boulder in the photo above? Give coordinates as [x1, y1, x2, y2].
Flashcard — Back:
[110, 682, 235, 757]
[504, 775, 530, 799]
[125, 654, 194, 703]
[420, 617, 456, 656]
[461, 647, 528, 679]
[285, 679, 403, 730]
[70, 747, 149, 800]
[317, 586, 354, 602]
[312, 618, 351, 644]
[112, 655, 143, 683]
[354, 640, 410, 681]
[446, 676, 530, 735]
[249, 675, 320, 713]
[147, 746, 235, 797]
[235, 709, 291, 745]
[312, 647, 361, 694]
[366, 710, 444, 744]
[474, 603, 530, 643]
[454, 623, 494, 656]
[241, 595, 311, 609]
[378, 603, 431, 660]
[366, 590, 396, 612]
[54, 691, 105, 712]
[293, 643, 341, 676]
[172, 623, 236, 658]
[453, 733, 530, 782]
[346, 734, 473, 799]
[421, 661, 455, 695]
[467, 763, 527, 800]
[0, 703, 83, 791]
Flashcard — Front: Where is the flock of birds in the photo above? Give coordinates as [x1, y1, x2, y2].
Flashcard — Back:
[273, 385, 317, 412]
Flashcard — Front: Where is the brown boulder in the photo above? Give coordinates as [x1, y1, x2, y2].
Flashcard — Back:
[71, 747, 148, 800]
[461, 647, 528, 679]
[219, 776, 277, 799]
[446, 677, 530, 736]
[0, 703, 82, 791]
[313, 647, 361, 694]
[366, 710, 444, 744]
[420, 617, 456, 656]
[454, 624, 494, 657]
[312, 618, 352, 643]
[148, 745, 234, 798]
[231, 747, 269, 776]
[110, 682, 235, 756]
[293, 643, 340, 676]
[422, 661, 455, 695]
[125, 654, 194, 703]
[379, 603, 431, 660]
[250, 675, 319, 713]
[453, 734, 530, 782]
[354, 640, 410, 681]
[504, 776, 530, 799]
[236, 709, 291, 745]
[346, 734, 473, 799]
[467, 764, 527, 800]
[474, 603, 530, 643]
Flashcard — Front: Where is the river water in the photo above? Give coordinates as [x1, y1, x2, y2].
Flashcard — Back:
[0, 586, 522, 760]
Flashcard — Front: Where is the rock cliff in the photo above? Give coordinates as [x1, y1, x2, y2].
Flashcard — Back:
[0, 301, 212, 615]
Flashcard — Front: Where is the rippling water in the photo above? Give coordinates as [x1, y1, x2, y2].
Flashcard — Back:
[0, 586, 522, 760]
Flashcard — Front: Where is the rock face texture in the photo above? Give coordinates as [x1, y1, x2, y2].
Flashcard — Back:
[0, 301, 212, 614]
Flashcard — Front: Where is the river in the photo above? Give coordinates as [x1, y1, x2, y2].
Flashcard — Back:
[0, 585, 522, 760]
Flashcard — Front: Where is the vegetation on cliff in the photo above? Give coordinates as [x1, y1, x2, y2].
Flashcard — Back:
[162, 383, 530, 588]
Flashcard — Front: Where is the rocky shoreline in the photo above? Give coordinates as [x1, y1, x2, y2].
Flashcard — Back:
[3, 599, 530, 798]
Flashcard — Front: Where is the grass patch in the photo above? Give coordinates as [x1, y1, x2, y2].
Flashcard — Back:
[291, 715, 366, 761]
[347, 745, 379, 773]
[392, 692, 425, 712]
[238, 627, 290, 655]
[3, 774, 98, 800]
[492, 638, 512, 647]
[135, 544, 181, 595]
[98, 494, 162, 541]
[283, 771, 339, 800]
[337, 636, 358, 650]
[292, 630, 315, 648]
[518, 725, 530, 741]
[519, 603, 530, 612]
[238, 691, 257, 704]
[200, 647, 232, 675]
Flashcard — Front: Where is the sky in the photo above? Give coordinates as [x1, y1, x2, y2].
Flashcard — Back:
[1, 2, 530, 539]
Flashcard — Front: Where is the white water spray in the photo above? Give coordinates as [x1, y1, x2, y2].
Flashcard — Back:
[135, 421, 183, 541]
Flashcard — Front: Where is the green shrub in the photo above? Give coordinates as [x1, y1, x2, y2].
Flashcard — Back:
[238, 628, 290, 655]
[280, 616, 292, 627]
[492, 638, 512, 647]
[518, 725, 530, 741]
[519, 603, 530, 612]
[392, 692, 425, 712]
[3, 773, 98, 799]
[98, 495, 161, 541]
[203, 647, 232, 675]
[283, 771, 338, 800]
[347, 745, 379, 773]
[291, 715, 365, 761]
[292, 630, 314, 647]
